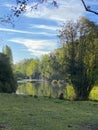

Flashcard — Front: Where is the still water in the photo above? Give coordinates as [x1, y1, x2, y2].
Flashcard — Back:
[16, 80, 66, 98]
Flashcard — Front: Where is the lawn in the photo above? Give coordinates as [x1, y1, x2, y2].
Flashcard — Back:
[0, 94, 98, 130]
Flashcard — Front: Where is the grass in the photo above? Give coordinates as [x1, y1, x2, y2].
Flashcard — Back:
[0, 94, 98, 130]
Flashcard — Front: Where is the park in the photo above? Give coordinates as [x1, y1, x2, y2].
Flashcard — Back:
[0, 0, 98, 130]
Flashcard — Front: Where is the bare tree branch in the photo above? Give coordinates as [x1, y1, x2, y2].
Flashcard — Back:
[81, 0, 98, 15]
[0, 16, 15, 27]
[0, 0, 58, 26]
[1, 0, 98, 26]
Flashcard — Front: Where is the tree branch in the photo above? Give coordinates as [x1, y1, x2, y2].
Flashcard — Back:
[81, 0, 98, 15]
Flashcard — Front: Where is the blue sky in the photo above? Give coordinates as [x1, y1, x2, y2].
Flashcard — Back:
[0, 0, 98, 63]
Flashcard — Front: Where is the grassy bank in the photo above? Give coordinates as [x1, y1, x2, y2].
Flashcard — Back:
[0, 94, 98, 130]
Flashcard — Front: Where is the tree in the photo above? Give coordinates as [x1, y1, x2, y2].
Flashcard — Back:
[2, 45, 13, 65]
[40, 54, 51, 80]
[26, 59, 40, 79]
[14, 59, 32, 79]
[59, 17, 98, 100]
[40, 53, 61, 81]
[0, 53, 17, 93]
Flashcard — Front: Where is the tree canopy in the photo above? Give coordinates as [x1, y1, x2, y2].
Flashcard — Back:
[58, 17, 98, 100]
[2, 45, 13, 65]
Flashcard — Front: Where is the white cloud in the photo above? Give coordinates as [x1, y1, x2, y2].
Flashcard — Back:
[31, 24, 59, 31]
[9, 38, 58, 57]
[25, 0, 85, 22]
[0, 27, 57, 36]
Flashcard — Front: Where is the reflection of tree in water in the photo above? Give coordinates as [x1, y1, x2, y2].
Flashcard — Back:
[17, 80, 67, 98]
[58, 80, 67, 98]
[51, 80, 59, 98]
[17, 83, 27, 95]
[33, 82, 40, 96]
[39, 81, 50, 97]
[17, 83, 34, 95]
[25, 83, 34, 95]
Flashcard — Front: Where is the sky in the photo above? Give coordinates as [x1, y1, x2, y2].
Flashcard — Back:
[0, 0, 98, 63]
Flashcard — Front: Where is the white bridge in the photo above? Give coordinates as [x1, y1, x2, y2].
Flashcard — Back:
[17, 79, 44, 83]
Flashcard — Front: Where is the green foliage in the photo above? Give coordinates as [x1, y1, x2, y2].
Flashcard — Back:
[26, 58, 40, 79]
[58, 80, 65, 86]
[2, 45, 13, 65]
[66, 84, 76, 100]
[40, 53, 64, 81]
[14, 59, 33, 79]
[51, 80, 58, 86]
[40, 54, 51, 80]
[14, 58, 41, 79]
[0, 53, 17, 93]
[58, 17, 98, 100]
[89, 85, 98, 100]
[26, 60, 35, 78]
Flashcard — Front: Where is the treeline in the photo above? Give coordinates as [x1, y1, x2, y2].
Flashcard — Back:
[13, 50, 71, 81]
[14, 17, 98, 100]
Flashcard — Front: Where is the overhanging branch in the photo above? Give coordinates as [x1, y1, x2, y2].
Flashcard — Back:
[81, 0, 98, 15]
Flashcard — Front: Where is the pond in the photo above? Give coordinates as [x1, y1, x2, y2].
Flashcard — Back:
[16, 80, 67, 98]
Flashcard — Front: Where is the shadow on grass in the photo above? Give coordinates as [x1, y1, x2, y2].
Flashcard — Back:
[79, 122, 98, 130]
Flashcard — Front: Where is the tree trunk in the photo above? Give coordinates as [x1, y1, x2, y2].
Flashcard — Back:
[74, 86, 90, 100]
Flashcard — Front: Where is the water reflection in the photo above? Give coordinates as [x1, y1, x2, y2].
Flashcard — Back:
[16, 81, 66, 98]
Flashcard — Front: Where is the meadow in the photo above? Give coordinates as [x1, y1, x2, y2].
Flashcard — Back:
[0, 93, 98, 130]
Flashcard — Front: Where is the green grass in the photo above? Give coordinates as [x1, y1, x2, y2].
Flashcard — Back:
[0, 94, 98, 130]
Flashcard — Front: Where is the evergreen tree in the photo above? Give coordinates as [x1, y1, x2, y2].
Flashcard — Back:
[0, 53, 17, 93]
[2, 45, 13, 65]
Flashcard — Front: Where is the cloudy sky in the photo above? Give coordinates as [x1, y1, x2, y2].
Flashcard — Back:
[0, 0, 98, 63]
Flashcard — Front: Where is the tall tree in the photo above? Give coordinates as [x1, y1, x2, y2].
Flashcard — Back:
[0, 53, 17, 93]
[2, 45, 13, 65]
[26, 59, 40, 79]
[59, 17, 98, 100]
